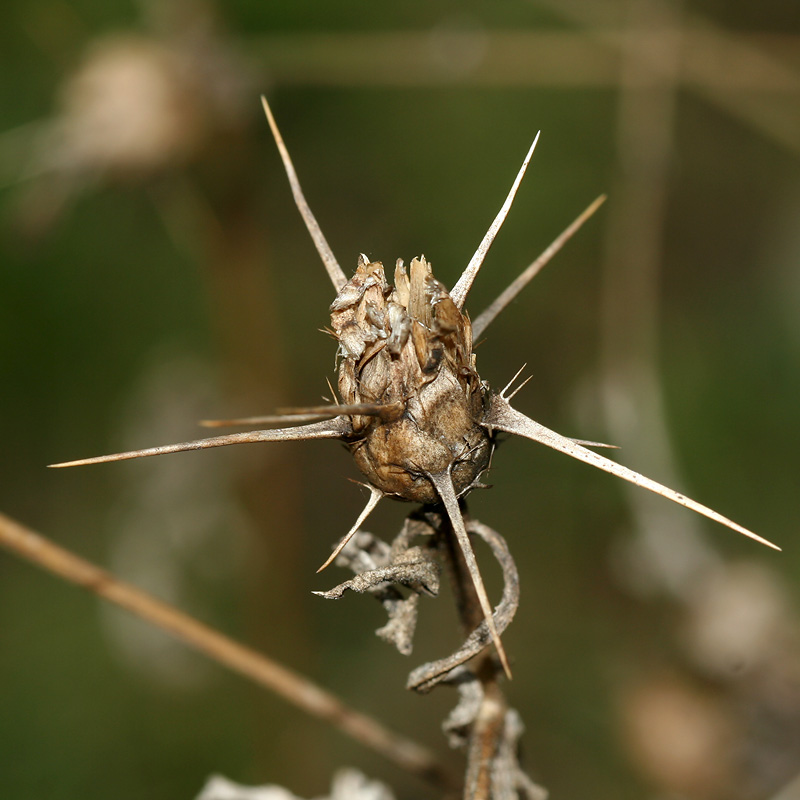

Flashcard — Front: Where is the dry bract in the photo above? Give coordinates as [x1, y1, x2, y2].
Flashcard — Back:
[333, 254, 492, 504]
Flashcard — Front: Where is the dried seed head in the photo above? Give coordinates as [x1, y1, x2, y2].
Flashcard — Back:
[49, 98, 778, 685]
[331, 255, 492, 504]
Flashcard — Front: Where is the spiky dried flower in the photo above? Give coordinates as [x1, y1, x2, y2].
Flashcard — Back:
[331, 253, 491, 505]
[51, 97, 779, 677]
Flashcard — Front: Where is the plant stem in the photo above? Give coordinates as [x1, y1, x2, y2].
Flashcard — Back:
[438, 506, 509, 799]
[0, 511, 458, 793]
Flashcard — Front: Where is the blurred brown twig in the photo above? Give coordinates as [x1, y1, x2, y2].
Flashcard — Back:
[0, 511, 458, 794]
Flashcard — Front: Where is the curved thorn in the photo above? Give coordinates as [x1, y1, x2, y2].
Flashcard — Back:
[472, 194, 607, 338]
[317, 485, 383, 573]
[49, 418, 351, 468]
[450, 133, 541, 310]
[428, 471, 512, 680]
[484, 395, 780, 552]
[260, 96, 347, 292]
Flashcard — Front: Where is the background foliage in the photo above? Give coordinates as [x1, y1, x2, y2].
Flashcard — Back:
[1, 1, 798, 798]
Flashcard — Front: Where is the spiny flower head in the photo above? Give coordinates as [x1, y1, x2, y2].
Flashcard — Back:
[332, 254, 491, 504]
[50, 97, 779, 678]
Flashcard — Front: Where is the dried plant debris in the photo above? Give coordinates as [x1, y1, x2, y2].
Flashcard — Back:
[442, 669, 547, 800]
[442, 666, 486, 751]
[196, 775, 300, 800]
[315, 513, 518, 686]
[407, 519, 519, 693]
[50, 96, 779, 679]
[493, 712, 549, 800]
[196, 769, 395, 800]
[313, 525, 440, 656]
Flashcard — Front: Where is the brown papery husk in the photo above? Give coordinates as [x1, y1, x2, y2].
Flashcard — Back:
[331, 255, 493, 504]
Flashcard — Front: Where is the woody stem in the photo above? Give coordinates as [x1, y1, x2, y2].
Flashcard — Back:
[436, 506, 508, 800]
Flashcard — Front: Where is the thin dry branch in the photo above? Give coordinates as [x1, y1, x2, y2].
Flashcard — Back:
[464, 683, 507, 800]
[0, 511, 457, 793]
[246, 28, 800, 154]
[425, 517, 524, 799]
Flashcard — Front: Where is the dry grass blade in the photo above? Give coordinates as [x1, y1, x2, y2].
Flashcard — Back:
[472, 194, 607, 339]
[450, 133, 540, 309]
[485, 395, 780, 551]
[260, 96, 347, 292]
[317, 484, 383, 573]
[429, 471, 512, 680]
[48, 418, 351, 468]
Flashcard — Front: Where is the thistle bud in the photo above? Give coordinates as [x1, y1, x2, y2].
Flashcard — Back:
[330, 255, 492, 504]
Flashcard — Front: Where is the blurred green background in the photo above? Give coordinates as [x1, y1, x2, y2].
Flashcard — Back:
[1, 1, 799, 798]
